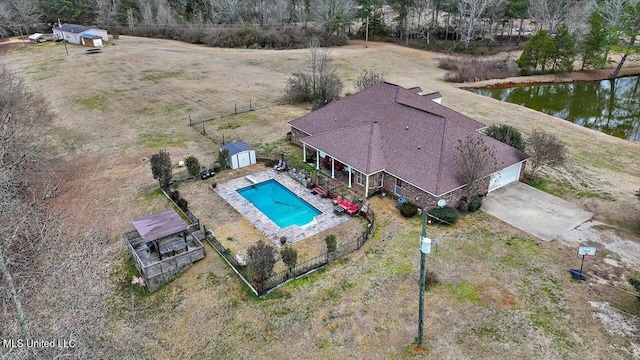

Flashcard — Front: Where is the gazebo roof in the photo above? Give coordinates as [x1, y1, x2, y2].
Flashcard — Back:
[131, 209, 188, 242]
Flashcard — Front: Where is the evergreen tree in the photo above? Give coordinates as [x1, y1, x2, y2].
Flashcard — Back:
[516, 30, 555, 74]
[552, 23, 577, 72]
[581, 10, 608, 70]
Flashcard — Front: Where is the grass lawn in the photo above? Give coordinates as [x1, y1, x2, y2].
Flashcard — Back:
[3, 36, 640, 359]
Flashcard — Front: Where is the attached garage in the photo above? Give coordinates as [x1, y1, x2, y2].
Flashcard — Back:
[489, 161, 523, 192]
[220, 141, 256, 170]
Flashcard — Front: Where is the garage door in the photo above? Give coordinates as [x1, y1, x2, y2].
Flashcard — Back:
[489, 162, 522, 192]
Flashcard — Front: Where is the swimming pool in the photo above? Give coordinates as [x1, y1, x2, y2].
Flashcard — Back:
[237, 179, 322, 228]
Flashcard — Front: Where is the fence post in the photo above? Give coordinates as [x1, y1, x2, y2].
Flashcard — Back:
[202, 122, 206, 135]
[234, 104, 237, 114]
[189, 113, 192, 126]
[250, 99, 252, 111]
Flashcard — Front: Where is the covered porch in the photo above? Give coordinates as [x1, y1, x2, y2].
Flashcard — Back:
[301, 142, 384, 197]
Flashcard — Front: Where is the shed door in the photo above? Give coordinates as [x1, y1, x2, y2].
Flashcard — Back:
[238, 152, 251, 168]
[489, 162, 522, 192]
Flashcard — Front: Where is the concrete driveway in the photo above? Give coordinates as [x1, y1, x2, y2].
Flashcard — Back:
[482, 182, 593, 241]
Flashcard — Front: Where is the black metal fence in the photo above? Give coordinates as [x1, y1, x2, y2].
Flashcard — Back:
[205, 207, 375, 297]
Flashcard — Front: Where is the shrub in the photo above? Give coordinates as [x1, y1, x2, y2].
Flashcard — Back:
[325, 234, 337, 255]
[630, 278, 640, 300]
[399, 202, 418, 218]
[170, 190, 180, 201]
[459, 195, 483, 212]
[150, 150, 172, 188]
[184, 156, 201, 178]
[247, 240, 278, 289]
[176, 198, 189, 211]
[485, 124, 526, 151]
[424, 270, 440, 290]
[428, 206, 459, 225]
[280, 246, 298, 271]
[440, 57, 518, 83]
[353, 69, 385, 91]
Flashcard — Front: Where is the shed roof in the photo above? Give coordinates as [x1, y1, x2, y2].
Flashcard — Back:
[81, 33, 102, 39]
[131, 209, 188, 242]
[289, 82, 528, 196]
[28, 33, 44, 40]
[220, 141, 254, 156]
[55, 23, 98, 33]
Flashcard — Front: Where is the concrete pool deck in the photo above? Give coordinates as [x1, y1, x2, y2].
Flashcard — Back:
[214, 169, 351, 245]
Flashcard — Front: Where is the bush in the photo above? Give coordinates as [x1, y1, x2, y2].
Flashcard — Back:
[440, 57, 518, 83]
[485, 124, 525, 151]
[399, 202, 418, 218]
[184, 156, 201, 178]
[459, 195, 483, 212]
[280, 246, 298, 270]
[630, 278, 640, 300]
[325, 234, 337, 254]
[428, 206, 459, 225]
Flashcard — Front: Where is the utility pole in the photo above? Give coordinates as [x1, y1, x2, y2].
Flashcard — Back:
[417, 211, 431, 349]
[365, 16, 369, 48]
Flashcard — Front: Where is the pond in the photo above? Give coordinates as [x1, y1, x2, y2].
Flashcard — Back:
[472, 75, 640, 141]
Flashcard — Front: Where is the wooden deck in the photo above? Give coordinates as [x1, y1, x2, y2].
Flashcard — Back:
[123, 229, 206, 291]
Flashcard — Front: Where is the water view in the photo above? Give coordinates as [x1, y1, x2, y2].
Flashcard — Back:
[472, 75, 640, 141]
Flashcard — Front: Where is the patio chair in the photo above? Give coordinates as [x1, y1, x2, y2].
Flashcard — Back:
[346, 204, 359, 216]
[338, 199, 353, 211]
[332, 195, 343, 206]
[273, 159, 283, 170]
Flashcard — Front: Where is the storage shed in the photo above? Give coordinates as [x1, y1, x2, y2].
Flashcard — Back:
[220, 141, 256, 169]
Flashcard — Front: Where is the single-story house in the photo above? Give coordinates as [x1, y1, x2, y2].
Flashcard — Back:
[221, 141, 256, 169]
[288, 82, 529, 209]
[28, 33, 45, 43]
[52, 23, 108, 46]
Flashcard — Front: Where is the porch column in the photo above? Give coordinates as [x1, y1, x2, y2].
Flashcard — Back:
[302, 143, 306, 162]
[365, 174, 370, 197]
[316, 150, 320, 170]
[331, 158, 335, 178]
[348, 169, 352, 188]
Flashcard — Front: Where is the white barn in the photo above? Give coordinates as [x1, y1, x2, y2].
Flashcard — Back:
[53, 24, 108, 46]
[220, 142, 256, 170]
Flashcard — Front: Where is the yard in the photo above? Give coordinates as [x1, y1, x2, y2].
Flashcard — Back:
[2, 36, 640, 358]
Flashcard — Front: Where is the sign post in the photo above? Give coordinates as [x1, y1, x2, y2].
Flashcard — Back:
[571, 246, 596, 280]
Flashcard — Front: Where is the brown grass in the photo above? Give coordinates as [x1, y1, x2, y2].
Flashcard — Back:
[3, 36, 640, 359]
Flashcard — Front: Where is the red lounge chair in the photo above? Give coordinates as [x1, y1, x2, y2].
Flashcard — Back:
[346, 204, 359, 216]
[332, 195, 343, 205]
[334, 161, 344, 171]
[339, 199, 352, 211]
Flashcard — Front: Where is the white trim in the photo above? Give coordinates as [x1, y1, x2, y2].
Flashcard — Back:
[348, 169, 352, 187]
[365, 175, 370, 197]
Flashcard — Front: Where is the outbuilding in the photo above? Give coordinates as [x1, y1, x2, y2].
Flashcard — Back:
[220, 141, 256, 169]
[28, 33, 45, 43]
[53, 23, 108, 46]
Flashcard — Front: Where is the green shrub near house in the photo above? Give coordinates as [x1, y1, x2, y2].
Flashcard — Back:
[428, 206, 459, 225]
[399, 202, 418, 218]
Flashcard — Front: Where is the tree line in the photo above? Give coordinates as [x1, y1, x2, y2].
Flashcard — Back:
[517, 2, 640, 76]
[0, 0, 637, 53]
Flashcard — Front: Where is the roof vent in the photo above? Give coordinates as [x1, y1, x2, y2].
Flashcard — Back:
[405, 126, 409, 130]
[418, 146, 422, 149]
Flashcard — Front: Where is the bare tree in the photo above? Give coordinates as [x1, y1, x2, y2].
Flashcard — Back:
[526, 130, 567, 179]
[454, 135, 498, 211]
[95, 0, 120, 38]
[457, 0, 505, 49]
[353, 69, 385, 91]
[286, 37, 344, 108]
[0, 65, 54, 359]
[210, 0, 250, 24]
[1, 0, 43, 38]
[311, 0, 356, 35]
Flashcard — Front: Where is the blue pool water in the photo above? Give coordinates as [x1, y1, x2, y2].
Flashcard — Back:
[237, 179, 321, 228]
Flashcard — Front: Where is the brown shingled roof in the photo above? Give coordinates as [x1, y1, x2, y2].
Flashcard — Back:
[289, 82, 528, 196]
[131, 209, 188, 242]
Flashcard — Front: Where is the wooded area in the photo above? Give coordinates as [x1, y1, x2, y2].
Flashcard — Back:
[0, 0, 637, 54]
